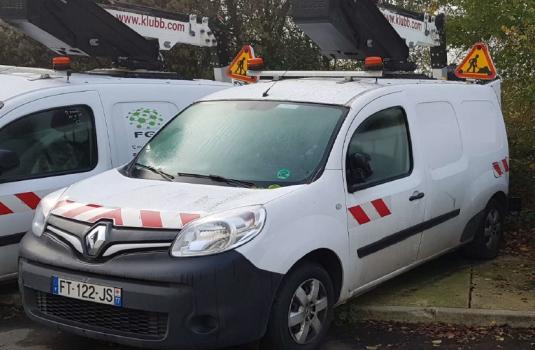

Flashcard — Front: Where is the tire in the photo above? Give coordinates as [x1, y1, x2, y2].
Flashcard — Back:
[464, 199, 505, 259]
[260, 262, 335, 350]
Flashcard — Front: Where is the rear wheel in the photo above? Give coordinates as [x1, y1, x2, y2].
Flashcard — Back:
[261, 262, 335, 350]
[464, 199, 504, 259]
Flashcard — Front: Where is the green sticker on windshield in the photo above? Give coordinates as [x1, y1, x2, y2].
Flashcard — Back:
[277, 169, 291, 180]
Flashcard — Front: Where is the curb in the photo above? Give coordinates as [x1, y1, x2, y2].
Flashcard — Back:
[338, 305, 535, 328]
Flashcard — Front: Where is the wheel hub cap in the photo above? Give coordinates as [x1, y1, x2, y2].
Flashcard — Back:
[287, 278, 329, 345]
[483, 208, 502, 248]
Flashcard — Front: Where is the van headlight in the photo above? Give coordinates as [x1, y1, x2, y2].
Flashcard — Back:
[32, 188, 68, 237]
[32, 202, 47, 237]
[170, 206, 266, 257]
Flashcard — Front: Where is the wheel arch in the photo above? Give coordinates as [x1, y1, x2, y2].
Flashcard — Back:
[287, 248, 344, 302]
[461, 190, 508, 244]
[490, 191, 508, 212]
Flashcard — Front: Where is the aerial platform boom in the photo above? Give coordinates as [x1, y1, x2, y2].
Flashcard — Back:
[101, 2, 217, 50]
[291, 0, 446, 72]
[0, 0, 217, 70]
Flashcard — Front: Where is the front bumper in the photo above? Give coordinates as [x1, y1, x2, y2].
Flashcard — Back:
[19, 233, 282, 349]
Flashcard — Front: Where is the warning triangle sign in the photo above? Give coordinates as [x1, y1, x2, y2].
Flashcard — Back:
[226, 45, 258, 83]
[455, 43, 497, 80]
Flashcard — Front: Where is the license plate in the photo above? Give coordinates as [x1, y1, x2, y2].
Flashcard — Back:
[52, 276, 122, 307]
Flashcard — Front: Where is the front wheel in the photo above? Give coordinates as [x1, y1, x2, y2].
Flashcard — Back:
[261, 262, 335, 350]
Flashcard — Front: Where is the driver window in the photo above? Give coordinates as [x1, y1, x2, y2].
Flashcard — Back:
[0, 105, 97, 182]
[346, 107, 412, 190]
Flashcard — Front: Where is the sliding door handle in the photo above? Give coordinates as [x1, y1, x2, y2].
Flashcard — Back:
[409, 191, 425, 201]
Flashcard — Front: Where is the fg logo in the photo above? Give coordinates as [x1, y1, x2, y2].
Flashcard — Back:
[135, 131, 156, 139]
[127, 108, 165, 139]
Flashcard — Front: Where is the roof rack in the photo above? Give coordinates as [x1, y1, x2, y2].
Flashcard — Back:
[248, 70, 383, 81]
[248, 70, 433, 81]
[85, 68, 185, 80]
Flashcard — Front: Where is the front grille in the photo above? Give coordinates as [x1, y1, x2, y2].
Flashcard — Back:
[35, 291, 168, 339]
[47, 215, 176, 259]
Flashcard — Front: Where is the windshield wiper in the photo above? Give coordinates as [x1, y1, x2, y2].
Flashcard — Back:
[134, 163, 175, 182]
[177, 172, 256, 188]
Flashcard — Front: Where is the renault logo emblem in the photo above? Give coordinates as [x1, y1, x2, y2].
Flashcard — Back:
[85, 225, 108, 256]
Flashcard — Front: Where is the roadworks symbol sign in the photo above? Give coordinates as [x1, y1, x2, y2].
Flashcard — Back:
[226, 45, 258, 83]
[127, 108, 165, 130]
[455, 42, 497, 80]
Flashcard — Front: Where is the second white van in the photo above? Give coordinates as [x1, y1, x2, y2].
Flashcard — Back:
[0, 65, 230, 280]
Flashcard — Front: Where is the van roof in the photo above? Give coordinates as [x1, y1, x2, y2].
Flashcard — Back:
[201, 77, 485, 106]
[0, 65, 228, 103]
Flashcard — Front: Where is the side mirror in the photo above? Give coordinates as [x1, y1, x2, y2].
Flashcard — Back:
[348, 152, 373, 193]
[0, 149, 20, 175]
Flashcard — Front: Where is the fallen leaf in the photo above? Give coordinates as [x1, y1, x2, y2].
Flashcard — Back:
[445, 332, 456, 339]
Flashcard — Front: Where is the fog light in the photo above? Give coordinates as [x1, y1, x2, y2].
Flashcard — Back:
[188, 314, 218, 335]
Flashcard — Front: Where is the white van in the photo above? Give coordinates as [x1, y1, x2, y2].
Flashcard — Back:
[0, 65, 230, 280]
[19, 76, 509, 350]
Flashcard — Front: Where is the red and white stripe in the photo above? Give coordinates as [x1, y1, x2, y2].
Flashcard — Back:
[51, 200, 202, 229]
[348, 198, 392, 225]
[493, 158, 510, 178]
[0, 192, 45, 216]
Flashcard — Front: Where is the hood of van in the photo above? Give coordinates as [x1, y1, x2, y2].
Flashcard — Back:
[50, 169, 302, 229]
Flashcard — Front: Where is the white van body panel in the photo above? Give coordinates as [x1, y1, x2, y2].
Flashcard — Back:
[0, 66, 230, 280]
[236, 170, 353, 300]
[60, 169, 304, 217]
[28, 78, 509, 304]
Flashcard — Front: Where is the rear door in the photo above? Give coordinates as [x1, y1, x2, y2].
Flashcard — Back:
[0, 91, 110, 278]
[344, 93, 427, 290]
[414, 101, 467, 258]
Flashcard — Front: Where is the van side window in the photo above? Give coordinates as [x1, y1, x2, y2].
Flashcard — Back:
[346, 107, 412, 190]
[0, 105, 97, 182]
[459, 101, 501, 156]
[416, 102, 462, 170]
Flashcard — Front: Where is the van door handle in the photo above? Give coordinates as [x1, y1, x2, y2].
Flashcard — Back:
[409, 191, 425, 201]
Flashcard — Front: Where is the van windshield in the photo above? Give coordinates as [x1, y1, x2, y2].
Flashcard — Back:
[131, 101, 347, 187]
